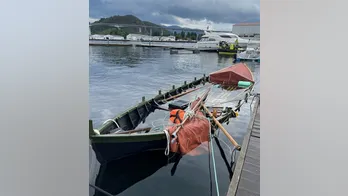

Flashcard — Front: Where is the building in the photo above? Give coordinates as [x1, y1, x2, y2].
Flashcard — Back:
[126, 34, 176, 41]
[89, 34, 125, 40]
[126, 34, 152, 41]
[232, 23, 260, 37]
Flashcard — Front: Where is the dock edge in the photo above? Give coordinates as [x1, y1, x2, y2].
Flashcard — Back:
[227, 94, 260, 196]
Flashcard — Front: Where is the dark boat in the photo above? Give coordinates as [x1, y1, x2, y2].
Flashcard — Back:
[89, 63, 255, 164]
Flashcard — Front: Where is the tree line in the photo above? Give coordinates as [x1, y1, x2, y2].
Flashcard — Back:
[91, 26, 204, 41]
[173, 31, 203, 41]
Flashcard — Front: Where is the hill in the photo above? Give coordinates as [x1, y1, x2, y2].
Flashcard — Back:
[90, 15, 171, 37]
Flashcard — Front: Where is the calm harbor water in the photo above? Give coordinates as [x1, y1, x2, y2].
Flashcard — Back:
[89, 46, 260, 196]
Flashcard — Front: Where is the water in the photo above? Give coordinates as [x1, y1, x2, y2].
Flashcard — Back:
[89, 46, 260, 196]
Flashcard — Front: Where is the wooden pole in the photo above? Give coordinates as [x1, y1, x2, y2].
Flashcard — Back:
[202, 104, 241, 150]
[117, 127, 152, 134]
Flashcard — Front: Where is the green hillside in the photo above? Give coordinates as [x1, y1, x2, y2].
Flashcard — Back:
[90, 15, 171, 37]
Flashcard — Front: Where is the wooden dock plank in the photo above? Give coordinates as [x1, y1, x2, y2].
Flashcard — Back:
[227, 95, 260, 196]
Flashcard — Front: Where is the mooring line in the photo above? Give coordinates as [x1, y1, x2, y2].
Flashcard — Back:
[89, 183, 114, 196]
[209, 124, 220, 196]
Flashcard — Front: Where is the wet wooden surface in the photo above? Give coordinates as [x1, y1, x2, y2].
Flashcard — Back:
[227, 95, 260, 196]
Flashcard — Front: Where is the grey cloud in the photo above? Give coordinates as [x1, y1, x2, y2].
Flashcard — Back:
[90, 0, 259, 24]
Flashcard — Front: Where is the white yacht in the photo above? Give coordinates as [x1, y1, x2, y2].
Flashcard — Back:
[196, 31, 260, 51]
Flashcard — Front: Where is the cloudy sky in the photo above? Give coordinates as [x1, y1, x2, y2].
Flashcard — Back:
[89, 0, 260, 31]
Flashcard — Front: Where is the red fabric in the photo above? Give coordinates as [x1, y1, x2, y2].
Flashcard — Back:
[166, 99, 210, 155]
[209, 63, 254, 86]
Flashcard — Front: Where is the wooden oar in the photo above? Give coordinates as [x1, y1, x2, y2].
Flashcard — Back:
[117, 127, 152, 134]
[202, 104, 241, 151]
[163, 86, 203, 102]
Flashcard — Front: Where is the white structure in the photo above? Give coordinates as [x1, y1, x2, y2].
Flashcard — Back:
[126, 34, 153, 41]
[232, 23, 260, 36]
[89, 34, 124, 40]
[196, 31, 260, 51]
[160, 36, 176, 41]
[151, 36, 161, 41]
[126, 34, 176, 41]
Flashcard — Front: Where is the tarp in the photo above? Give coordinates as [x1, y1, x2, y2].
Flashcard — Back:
[166, 98, 210, 155]
[209, 63, 254, 86]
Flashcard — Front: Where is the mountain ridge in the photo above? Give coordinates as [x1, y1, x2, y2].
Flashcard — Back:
[90, 14, 204, 39]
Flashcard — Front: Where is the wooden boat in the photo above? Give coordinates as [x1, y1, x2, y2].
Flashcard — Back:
[89, 63, 255, 164]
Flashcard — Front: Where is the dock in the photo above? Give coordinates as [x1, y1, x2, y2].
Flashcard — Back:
[89, 39, 198, 49]
[227, 94, 260, 196]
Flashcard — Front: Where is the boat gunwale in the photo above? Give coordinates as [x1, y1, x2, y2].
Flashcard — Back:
[90, 131, 166, 143]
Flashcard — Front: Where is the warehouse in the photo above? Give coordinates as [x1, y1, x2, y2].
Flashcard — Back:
[232, 23, 260, 37]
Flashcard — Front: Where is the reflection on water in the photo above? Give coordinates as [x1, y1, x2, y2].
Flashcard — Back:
[91, 151, 181, 196]
[90, 140, 238, 196]
[89, 46, 260, 196]
[217, 55, 234, 65]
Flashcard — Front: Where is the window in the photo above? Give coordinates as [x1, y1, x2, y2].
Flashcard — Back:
[220, 35, 231, 38]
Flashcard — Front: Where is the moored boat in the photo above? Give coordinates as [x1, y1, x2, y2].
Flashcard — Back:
[89, 63, 255, 164]
[237, 47, 260, 62]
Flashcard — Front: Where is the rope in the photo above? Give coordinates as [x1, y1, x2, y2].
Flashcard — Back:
[89, 184, 114, 196]
[231, 147, 238, 164]
[163, 129, 170, 156]
[230, 147, 238, 171]
[153, 99, 161, 106]
[249, 93, 260, 113]
[208, 135, 213, 196]
[214, 135, 232, 155]
[183, 108, 195, 119]
[207, 87, 233, 106]
[208, 88, 251, 107]
[103, 119, 120, 130]
[103, 119, 123, 134]
[209, 122, 220, 196]
[93, 129, 100, 135]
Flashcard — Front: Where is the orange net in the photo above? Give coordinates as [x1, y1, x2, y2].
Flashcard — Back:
[166, 98, 211, 155]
